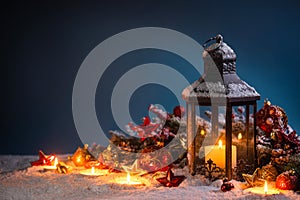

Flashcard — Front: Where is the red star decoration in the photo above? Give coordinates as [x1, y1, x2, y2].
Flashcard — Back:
[156, 168, 186, 187]
[30, 150, 57, 166]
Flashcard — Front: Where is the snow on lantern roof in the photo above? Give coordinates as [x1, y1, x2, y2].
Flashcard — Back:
[182, 34, 260, 103]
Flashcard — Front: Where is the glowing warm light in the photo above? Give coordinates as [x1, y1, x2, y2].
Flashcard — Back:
[76, 157, 82, 164]
[53, 157, 58, 167]
[200, 129, 205, 136]
[43, 157, 58, 170]
[205, 141, 237, 168]
[264, 181, 268, 194]
[246, 181, 280, 195]
[127, 172, 131, 184]
[238, 133, 242, 140]
[218, 140, 222, 149]
[79, 168, 108, 176]
[114, 172, 144, 186]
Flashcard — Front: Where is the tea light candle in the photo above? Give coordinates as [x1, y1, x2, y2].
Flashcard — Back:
[79, 167, 108, 176]
[115, 172, 144, 186]
[245, 181, 280, 195]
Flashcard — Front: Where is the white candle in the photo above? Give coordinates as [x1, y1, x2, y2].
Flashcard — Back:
[114, 172, 144, 186]
[245, 181, 280, 195]
[79, 167, 108, 176]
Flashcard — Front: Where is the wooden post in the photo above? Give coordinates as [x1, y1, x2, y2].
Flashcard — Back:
[212, 105, 219, 142]
[245, 105, 250, 159]
[187, 103, 196, 175]
[253, 102, 258, 169]
[225, 104, 232, 180]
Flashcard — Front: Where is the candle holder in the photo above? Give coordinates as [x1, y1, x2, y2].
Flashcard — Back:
[182, 34, 260, 180]
[79, 167, 108, 177]
[244, 181, 280, 195]
[196, 159, 225, 181]
[114, 172, 145, 186]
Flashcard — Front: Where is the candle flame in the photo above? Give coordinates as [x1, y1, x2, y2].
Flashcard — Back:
[238, 133, 242, 140]
[218, 140, 222, 149]
[200, 129, 205, 136]
[264, 181, 268, 194]
[53, 157, 58, 167]
[127, 172, 131, 184]
[91, 167, 95, 174]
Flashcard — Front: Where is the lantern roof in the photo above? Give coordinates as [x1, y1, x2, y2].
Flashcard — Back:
[182, 34, 260, 104]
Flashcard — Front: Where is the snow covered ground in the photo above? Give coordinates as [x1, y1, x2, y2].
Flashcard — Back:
[0, 155, 299, 200]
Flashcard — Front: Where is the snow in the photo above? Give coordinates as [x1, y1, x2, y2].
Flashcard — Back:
[0, 155, 299, 200]
[182, 80, 260, 100]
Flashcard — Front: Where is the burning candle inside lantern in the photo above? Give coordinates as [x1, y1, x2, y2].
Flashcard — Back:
[43, 157, 58, 170]
[218, 140, 222, 148]
[200, 129, 205, 136]
[204, 140, 237, 169]
[238, 133, 242, 140]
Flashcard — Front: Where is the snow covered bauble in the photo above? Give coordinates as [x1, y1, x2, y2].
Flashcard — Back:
[256, 100, 288, 135]
[275, 170, 298, 190]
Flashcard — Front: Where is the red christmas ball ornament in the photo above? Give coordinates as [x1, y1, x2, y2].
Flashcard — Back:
[275, 171, 298, 190]
[221, 178, 234, 192]
[173, 106, 185, 118]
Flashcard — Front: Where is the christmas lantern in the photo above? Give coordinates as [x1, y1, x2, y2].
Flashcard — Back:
[182, 35, 260, 180]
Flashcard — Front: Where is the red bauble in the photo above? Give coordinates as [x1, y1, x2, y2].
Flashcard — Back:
[221, 178, 234, 192]
[173, 106, 185, 118]
[275, 171, 298, 190]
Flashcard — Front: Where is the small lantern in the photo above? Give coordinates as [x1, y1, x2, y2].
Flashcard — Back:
[182, 35, 260, 180]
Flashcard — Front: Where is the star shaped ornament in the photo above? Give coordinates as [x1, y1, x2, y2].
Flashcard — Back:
[122, 160, 147, 176]
[156, 168, 186, 187]
[242, 168, 265, 187]
[31, 150, 57, 166]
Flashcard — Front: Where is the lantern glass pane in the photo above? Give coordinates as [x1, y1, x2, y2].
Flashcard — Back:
[231, 105, 255, 165]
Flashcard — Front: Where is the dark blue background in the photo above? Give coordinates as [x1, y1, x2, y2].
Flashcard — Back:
[2, 0, 300, 154]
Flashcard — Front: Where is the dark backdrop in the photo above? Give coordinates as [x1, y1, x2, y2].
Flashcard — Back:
[2, 0, 300, 154]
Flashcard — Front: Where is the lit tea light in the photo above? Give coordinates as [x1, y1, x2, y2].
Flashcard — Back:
[238, 132, 242, 140]
[80, 167, 108, 176]
[43, 157, 58, 170]
[264, 180, 268, 194]
[245, 181, 280, 195]
[115, 172, 144, 186]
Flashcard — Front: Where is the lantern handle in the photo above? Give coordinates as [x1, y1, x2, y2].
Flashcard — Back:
[203, 34, 223, 48]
